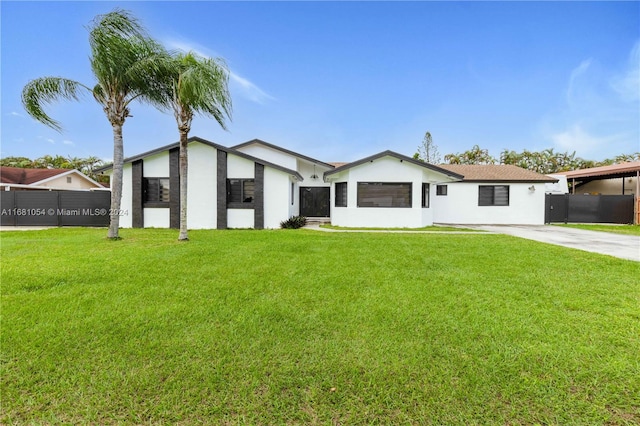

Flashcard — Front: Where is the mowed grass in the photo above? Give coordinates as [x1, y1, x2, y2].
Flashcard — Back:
[553, 223, 640, 236]
[319, 225, 480, 232]
[2, 228, 639, 425]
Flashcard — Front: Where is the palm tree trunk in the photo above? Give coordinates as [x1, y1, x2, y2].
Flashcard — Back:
[178, 130, 189, 241]
[107, 122, 124, 239]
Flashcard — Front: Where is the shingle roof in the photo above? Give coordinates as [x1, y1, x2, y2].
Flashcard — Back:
[437, 164, 558, 182]
[0, 167, 72, 185]
[555, 161, 640, 179]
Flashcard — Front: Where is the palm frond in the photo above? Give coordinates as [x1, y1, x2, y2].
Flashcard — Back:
[21, 77, 90, 131]
[172, 52, 233, 130]
[88, 9, 169, 109]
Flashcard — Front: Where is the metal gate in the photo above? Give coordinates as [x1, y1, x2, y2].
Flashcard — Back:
[545, 194, 634, 224]
[1, 190, 111, 227]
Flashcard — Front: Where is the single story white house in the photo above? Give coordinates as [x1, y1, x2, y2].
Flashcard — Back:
[100, 137, 557, 229]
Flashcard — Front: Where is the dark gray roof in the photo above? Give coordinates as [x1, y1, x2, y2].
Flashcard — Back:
[232, 139, 335, 169]
[324, 150, 464, 180]
[95, 136, 304, 181]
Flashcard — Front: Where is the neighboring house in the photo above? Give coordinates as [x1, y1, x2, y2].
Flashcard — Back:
[556, 162, 640, 196]
[0, 166, 106, 191]
[101, 136, 557, 229]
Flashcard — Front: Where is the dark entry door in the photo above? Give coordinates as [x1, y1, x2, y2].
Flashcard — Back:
[300, 187, 330, 217]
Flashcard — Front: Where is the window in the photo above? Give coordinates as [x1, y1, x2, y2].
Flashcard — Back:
[66, 176, 72, 184]
[335, 182, 347, 207]
[478, 185, 509, 206]
[227, 179, 255, 206]
[421, 183, 430, 208]
[143, 178, 170, 206]
[291, 182, 295, 205]
[436, 185, 448, 196]
[357, 182, 411, 208]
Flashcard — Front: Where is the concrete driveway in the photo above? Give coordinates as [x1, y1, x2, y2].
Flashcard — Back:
[469, 225, 640, 262]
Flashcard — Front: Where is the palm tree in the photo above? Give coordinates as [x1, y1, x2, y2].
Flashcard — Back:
[21, 9, 169, 239]
[161, 52, 232, 241]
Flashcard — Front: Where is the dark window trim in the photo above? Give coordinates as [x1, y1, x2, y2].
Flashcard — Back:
[478, 185, 510, 206]
[357, 182, 412, 208]
[227, 178, 255, 209]
[436, 184, 448, 196]
[421, 183, 430, 208]
[143, 177, 170, 208]
[335, 182, 347, 207]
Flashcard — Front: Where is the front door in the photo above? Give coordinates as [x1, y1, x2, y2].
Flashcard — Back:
[300, 187, 330, 217]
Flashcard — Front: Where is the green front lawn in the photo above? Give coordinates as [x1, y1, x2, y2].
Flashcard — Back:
[2, 228, 638, 424]
[553, 223, 640, 236]
[319, 224, 480, 232]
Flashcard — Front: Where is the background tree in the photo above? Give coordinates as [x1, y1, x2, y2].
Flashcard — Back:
[413, 131, 441, 164]
[159, 52, 232, 241]
[444, 145, 496, 165]
[0, 155, 106, 181]
[21, 9, 169, 239]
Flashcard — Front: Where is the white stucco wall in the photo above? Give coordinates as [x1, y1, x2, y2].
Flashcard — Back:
[227, 154, 255, 178]
[119, 164, 133, 228]
[264, 168, 293, 228]
[144, 208, 170, 228]
[297, 161, 332, 188]
[234, 144, 297, 170]
[187, 142, 217, 229]
[143, 152, 170, 177]
[432, 182, 547, 225]
[329, 156, 440, 228]
[227, 209, 254, 228]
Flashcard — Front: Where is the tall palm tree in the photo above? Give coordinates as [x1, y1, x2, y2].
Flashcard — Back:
[21, 9, 169, 239]
[161, 52, 232, 241]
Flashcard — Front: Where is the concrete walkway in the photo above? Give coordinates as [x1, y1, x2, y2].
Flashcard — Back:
[467, 225, 640, 262]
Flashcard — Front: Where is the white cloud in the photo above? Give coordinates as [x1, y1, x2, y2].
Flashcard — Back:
[46, 138, 55, 144]
[63, 140, 74, 146]
[566, 59, 592, 104]
[543, 42, 640, 159]
[10, 111, 23, 117]
[550, 124, 620, 154]
[228, 72, 275, 105]
[610, 41, 640, 102]
[165, 38, 275, 105]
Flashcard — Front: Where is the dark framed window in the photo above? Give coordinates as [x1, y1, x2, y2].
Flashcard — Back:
[421, 183, 430, 208]
[143, 177, 170, 207]
[227, 179, 255, 207]
[335, 182, 347, 207]
[479, 185, 509, 206]
[291, 182, 295, 205]
[357, 182, 412, 208]
[436, 184, 448, 196]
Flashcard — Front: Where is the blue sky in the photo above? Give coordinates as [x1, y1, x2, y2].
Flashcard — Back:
[2, 1, 639, 164]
